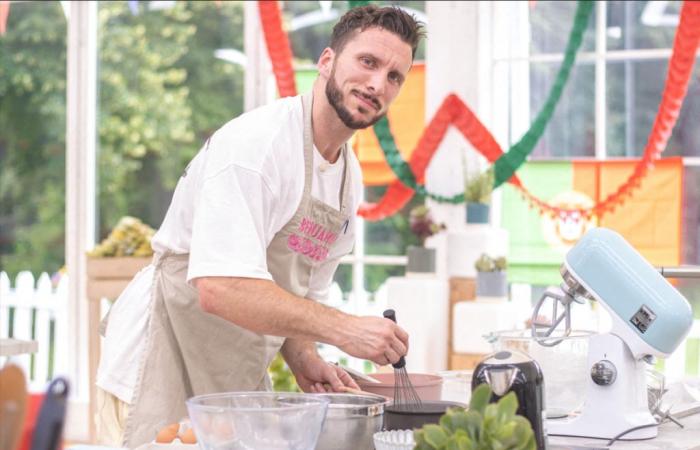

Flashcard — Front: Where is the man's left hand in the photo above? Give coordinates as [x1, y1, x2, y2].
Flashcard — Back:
[282, 340, 360, 393]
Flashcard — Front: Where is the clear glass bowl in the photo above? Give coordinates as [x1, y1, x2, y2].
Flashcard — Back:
[186, 392, 330, 450]
[486, 329, 594, 418]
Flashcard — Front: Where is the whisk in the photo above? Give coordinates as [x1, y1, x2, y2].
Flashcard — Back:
[383, 309, 422, 411]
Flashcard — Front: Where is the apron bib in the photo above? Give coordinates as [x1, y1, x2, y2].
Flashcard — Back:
[122, 93, 353, 447]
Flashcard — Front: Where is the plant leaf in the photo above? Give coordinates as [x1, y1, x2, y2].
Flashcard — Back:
[469, 383, 492, 414]
[496, 392, 518, 422]
[423, 424, 449, 448]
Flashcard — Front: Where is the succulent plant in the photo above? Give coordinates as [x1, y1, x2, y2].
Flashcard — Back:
[464, 167, 494, 205]
[409, 205, 447, 246]
[413, 384, 536, 450]
[474, 253, 507, 272]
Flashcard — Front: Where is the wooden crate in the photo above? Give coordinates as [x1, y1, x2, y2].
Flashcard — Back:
[447, 277, 477, 368]
[449, 277, 476, 303]
[449, 352, 486, 370]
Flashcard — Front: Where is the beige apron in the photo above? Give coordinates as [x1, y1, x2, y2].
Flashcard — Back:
[121, 93, 353, 447]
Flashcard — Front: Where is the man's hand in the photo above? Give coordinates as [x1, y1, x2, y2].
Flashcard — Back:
[281, 339, 360, 393]
[336, 316, 409, 367]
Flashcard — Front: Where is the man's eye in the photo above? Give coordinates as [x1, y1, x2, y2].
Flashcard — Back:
[361, 57, 375, 67]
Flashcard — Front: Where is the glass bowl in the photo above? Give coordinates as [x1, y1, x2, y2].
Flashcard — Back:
[486, 329, 594, 418]
[373, 429, 415, 450]
[186, 392, 329, 450]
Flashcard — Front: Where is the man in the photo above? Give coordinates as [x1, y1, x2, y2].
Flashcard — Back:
[96, 5, 425, 447]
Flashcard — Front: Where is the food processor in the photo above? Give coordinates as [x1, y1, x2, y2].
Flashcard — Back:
[531, 227, 694, 440]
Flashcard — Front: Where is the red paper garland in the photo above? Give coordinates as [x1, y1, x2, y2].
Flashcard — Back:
[258, 1, 297, 98]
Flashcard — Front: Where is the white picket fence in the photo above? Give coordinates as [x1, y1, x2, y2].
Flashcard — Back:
[1, 269, 699, 393]
[0, 270, 70, 392]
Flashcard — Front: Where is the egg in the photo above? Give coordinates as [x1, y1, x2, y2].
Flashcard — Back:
[179, 428, 197, 444]
[155, 422, 179, 443]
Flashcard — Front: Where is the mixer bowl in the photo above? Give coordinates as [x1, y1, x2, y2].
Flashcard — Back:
[186, 392, 329, 450]
[487, 329, 594, 418]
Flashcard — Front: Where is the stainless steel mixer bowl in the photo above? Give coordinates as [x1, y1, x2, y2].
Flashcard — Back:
[315, 393, 389, 450]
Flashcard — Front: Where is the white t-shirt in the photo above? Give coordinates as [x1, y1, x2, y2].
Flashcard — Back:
[97, 95, 363, 403]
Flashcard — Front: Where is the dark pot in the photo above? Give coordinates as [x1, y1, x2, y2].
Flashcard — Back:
[466, 202, 490, 224]
[406, 245, 436, 273]
[383, 401, 466, 431]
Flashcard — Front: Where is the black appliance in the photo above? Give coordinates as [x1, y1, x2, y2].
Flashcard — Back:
[472, 350, 547, 450]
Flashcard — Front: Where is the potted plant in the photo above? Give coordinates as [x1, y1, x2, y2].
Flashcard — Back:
[407, 205, 446, 274]
[474, 253, 508, 297]
[413, 383, 536, 449]
[464, 167, 494, 224]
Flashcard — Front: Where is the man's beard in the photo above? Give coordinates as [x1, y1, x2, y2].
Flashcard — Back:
[325, 72, 384, 130]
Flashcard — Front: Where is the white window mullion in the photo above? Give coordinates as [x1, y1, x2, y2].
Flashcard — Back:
[595, 1, 607, 159]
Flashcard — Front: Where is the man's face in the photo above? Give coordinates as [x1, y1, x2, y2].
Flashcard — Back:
[323, 27, 413, 130]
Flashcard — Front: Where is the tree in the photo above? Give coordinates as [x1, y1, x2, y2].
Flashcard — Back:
[0, 1, 246, 279]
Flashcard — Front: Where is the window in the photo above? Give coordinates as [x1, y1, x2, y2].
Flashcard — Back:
[96, 1, 246, 237]
[493, 1, 700, 375]
[0, 1, 67, 279]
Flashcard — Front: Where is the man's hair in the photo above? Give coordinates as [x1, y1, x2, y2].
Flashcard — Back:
[330, 5, 426, 59]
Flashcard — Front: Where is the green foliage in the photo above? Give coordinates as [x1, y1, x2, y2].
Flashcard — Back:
[413, 384, 536, 450]
[0, 1, 245, 278]
[474, 253, 507, 272]
[268, 353, 300, 392]
[464, 168, 494, 205]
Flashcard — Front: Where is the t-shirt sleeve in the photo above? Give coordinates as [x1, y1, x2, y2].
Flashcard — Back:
[187, 163, 276, 283]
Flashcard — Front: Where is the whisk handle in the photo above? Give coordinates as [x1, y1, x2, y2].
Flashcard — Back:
[382, 309, 406, 369]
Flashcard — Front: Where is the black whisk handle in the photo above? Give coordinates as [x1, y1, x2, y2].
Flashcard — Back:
[382, 309, 406, 369]
[383, 309, 397, 322]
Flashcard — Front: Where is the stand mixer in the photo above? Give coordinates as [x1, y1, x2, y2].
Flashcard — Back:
[531, 227, 694, 440]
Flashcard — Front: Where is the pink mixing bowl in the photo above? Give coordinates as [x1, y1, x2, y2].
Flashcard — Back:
[357, 373, 443, 401]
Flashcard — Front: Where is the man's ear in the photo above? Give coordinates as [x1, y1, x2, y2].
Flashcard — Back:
[317, 47, 335, 79]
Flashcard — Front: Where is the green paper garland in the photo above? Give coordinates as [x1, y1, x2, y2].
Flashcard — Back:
[375, 0, 593, 202]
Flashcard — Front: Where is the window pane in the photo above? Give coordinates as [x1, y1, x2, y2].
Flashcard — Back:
[96, 1, 245, 237]
[364, 186, 422, 256]
[284, 1, 426, 64]
[0, 2, 67, 277]
[530, 0, 596, 55]
[607, 60, 700, 158]
[681, 166, 700, 266]
[527, 62, 596, 158]
[365, 264, 405, 293]
[607, 1, 682, 51]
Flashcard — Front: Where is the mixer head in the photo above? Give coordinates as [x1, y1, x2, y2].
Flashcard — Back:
[532, 227, 692, 359]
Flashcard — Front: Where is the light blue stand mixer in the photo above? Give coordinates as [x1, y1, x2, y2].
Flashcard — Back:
[531, 227, 694, 440]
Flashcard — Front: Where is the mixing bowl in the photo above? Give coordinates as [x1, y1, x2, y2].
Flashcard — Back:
[486, 329, 594, 418]
[356, 373, 443, 401]
[186, 392, 329, 450]
[383, 400, 466, 430]
[314, 393, 388, 450]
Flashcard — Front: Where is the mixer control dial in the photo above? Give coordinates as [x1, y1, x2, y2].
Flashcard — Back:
[591, 360, 617, 386]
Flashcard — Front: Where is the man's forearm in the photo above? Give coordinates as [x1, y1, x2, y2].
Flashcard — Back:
[195, 276, 354, 347]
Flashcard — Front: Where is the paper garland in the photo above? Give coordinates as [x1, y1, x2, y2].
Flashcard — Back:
[258, 0, 297, 98]
[363, 0, 700, 220]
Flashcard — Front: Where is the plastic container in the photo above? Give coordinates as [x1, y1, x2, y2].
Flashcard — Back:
[186, 392, 329, 450]
[437, 370, 472, 404]
[356, 373, 443, 401]
[486, 329, 594, 418]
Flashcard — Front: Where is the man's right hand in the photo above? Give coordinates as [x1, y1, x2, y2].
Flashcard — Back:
[336, 316, 409, 366]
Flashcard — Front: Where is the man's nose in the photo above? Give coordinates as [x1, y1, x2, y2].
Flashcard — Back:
[366, 71, 387, 97]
